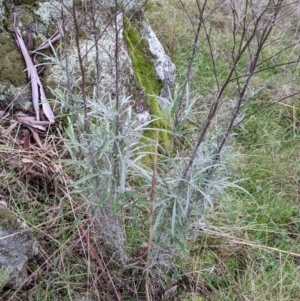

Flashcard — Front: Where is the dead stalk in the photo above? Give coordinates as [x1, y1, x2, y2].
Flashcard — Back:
[181, 0, 290, 179]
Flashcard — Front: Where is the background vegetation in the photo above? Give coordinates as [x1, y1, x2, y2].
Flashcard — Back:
[1, 0, 300, 300]
[146, 0, 300, 300]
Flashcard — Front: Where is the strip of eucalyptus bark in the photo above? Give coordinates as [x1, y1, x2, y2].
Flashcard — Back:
[13, 14, 56, 123]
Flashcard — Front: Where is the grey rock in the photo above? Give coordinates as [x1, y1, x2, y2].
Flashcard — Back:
[137, 110, 151, 124]
[0, 83, 33, 113]
[101, 0, 143, 12]
[0, 208, 38, 291]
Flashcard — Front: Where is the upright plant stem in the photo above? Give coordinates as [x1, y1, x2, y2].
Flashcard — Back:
[181, 0, 286, 179]
[112, 2, 122, 185]
[145, 129, 158, 301]
[72, 0, 88, 132]
[89, 0, 101, 98]
[174, 0, 207, 129]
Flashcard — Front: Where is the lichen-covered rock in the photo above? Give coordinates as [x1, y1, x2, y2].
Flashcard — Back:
[0, 0, 175, 114]
[46, 26, 134, 99]
[0, 207, 38, 291]
[35, 0, 72, 26]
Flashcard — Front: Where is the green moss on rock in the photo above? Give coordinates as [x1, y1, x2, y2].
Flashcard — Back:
[185, 294, 208, 301]
[0, 268, 10, 292]
[123, 19, 170, 161]
[18, 10, 34, 26]
[0, 209, 20, 231]
[13, 0, 39, 5]
[0, 32, 26, 86]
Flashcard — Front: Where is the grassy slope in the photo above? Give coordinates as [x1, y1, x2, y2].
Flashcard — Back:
[146, 1, 300, 300]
